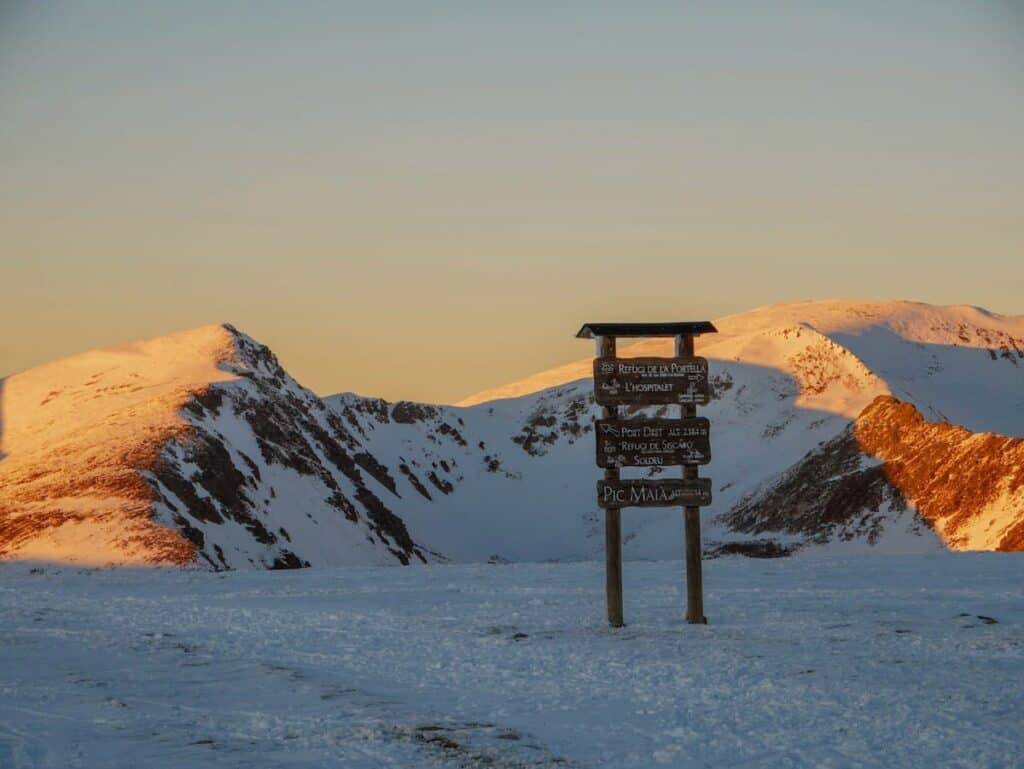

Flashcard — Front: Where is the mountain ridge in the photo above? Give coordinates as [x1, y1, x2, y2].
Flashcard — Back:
[457, 299, 1024, 434]
[3, 299, 1023, 568]
[0, 323, 426, 568]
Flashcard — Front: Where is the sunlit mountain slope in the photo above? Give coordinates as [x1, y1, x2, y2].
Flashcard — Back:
[3, 300, 1022, 568]
[340, 300, 1024, 559]
[0, 325, 425, 568]
[459, 300, 1024, 436]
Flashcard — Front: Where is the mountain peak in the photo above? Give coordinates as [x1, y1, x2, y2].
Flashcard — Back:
[0, 323, 426, 569]
[457, 299, 1024, 414]
[4, 299, 1023, 569]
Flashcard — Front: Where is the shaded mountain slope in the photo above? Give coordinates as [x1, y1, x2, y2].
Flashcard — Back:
[459, 300, 1024, 436]
[0, 325, 424, 569]
[3, 299, 1022, 568]
[723, 395, 1024, 552]
[338, 301, 1024, 559]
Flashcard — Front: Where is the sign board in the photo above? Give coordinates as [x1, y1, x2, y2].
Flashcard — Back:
[593, 357, 710, 406]
[597, 478, 713, 509]
[580, 322, 718, 627]
[595, 417, 711, 468]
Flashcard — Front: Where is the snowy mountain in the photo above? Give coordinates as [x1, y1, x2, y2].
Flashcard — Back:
[329, 300, 1024, 560]
[0, 325, 425, 569]
[2, 300, 1023, 569]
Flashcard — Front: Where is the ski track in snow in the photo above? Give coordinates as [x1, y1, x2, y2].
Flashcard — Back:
[2, 555, 1023, 769]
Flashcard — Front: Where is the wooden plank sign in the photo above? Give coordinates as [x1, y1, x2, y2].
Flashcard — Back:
[595, 417, 711, 468]
[593, 357, 710, 406]
[578, 322, 718, 627]
[597, 478, 712, 509]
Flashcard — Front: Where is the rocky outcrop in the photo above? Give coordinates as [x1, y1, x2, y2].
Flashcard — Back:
[854, 396, 1024, 551]
[723, 395, 1024, 551]
[147, 327, 427, 569]
[0, 324, 426, 569]
[722, 426, 918, 546]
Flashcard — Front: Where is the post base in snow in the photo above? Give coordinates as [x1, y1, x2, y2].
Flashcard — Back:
[683, 505, 705, 625]
[605, 505, 624, 629]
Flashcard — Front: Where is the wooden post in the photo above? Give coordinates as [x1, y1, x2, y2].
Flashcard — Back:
[598, 335, 624, 628]
[581, 321, 716, 630]
[676, 334, 707, 625]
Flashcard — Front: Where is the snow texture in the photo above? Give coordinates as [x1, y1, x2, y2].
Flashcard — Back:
[1, 554, 1022, 768]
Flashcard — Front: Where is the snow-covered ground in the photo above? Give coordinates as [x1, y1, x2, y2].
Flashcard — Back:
[2, 555, 1022, 768]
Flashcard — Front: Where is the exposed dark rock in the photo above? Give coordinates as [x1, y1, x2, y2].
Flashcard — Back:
[186, 432, 251, 520]
[345, 397, 390, 425]
[324, 411, 360, 450]
[225, 325, 288, 384]
[212, 544, 228, 569]
[303, 418, 361, 487]
[399, 463, 432, 501]
[705, 540, 797, 558]
[147, 338, 431, 569]
[194, 388, 225, 416]
[340, 405, 368, 434]
[392, 401, 438, 424]
[512, 406, 567, 456]
[173, 514, 206, 550]
[427, 471, 454, 495]
[326, 492, 360, 522]
[723, 427, 910, 545]
[270, 551, 309, 570]
[154, 458, 224, 525]
[243, 400, 321, 477]
[436, 422, 467, 446]
[354, 486, 421, 562]
[709, 371, 734, 399]
[237, 450, 262, 483]
[354, 452, 398, 494]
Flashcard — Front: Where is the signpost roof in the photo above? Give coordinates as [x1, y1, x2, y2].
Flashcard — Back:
[575, 321, 718, 339]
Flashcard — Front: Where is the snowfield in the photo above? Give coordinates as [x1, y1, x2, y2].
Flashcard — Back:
[2, 555, 1022, 768]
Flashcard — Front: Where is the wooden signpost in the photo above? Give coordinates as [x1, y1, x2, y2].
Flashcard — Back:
[576, 321, 717, 628]
[593, 357, 710, 406]
[595, 417, 711, 469]
[598, 478, 712, 508]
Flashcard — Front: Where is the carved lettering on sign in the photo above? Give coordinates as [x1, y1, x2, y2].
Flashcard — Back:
[593, 357, 710, 406]
[596, 418, 711, 468]
[597, 479, 713, 509]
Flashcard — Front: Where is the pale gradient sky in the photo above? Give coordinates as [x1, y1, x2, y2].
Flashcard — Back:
[2, 1, 1022, 403]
